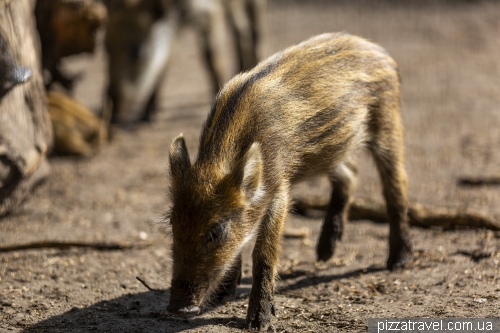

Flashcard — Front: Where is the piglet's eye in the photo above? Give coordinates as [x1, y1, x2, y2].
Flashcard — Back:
[206, 220, 229, 244]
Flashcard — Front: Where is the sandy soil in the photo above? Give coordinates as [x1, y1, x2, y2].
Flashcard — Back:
[1, 1, 499, 332]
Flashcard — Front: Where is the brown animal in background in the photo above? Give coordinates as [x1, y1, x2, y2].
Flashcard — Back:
[103, 0, 265, 124]
[47, 91, 107, 157]
[35, 0, 107, 90]
[166, 32, 412, 330]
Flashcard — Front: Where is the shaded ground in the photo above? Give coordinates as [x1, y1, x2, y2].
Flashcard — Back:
[1, 1, 500, 332]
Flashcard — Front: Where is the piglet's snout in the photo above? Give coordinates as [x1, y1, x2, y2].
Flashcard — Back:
[167, 303, 200, 316]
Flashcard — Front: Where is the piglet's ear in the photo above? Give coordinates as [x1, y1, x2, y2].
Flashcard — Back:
[233, 143, 264, 203]
[169, 134, 190, 181]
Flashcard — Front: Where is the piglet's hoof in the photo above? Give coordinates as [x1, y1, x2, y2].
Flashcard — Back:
[246, 299, 276, 331]
[166, 304, 200, 316]
[316, 234, 338, 262]
[387, 241, 412, 270]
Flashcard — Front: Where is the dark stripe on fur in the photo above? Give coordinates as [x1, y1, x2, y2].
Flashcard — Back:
[199, 60, 280, 159]
[306, 114, 352, 145]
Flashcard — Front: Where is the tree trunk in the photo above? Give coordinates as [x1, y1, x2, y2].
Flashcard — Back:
[0, 0, 53, 216]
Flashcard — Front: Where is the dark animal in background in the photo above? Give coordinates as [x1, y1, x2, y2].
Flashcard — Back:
[166, 32, 412, 331]
[0, 30, 31, 99]
[35, 0, 107, 90]
[103, 0, 265, 124]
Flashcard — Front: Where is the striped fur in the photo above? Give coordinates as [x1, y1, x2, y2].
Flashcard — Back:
[167, 32, 412, 331]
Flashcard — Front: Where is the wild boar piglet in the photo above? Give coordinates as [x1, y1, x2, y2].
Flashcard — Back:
[166, 32, 412, 331]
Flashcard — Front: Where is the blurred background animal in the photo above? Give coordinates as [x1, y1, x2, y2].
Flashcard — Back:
[47, 91, 108, 157]
[34, 0, 110, 157]
[103, 0, 266, 125]
[35, 0, 107, 90]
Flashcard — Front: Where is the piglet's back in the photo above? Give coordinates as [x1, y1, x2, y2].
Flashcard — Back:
[197, 32, 400, 177]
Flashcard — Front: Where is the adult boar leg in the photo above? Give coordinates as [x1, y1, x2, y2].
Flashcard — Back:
[194, 4, 226, 95]
[246, 194, 288, 331]
[247, 0, 266, 68]
[140, 86, 159, 122]
[317, 162, 357, 262]
[227, 0, 260, 72]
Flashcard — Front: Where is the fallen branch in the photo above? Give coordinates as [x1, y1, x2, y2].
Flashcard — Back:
[457, 176, 500, 187]
[0, 241, 153, 253]
[358, 273, 381, 296]
[292, 197, 500, 231]
[454, 250, 492, 262]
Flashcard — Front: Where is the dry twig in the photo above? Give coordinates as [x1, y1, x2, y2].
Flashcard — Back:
[136, 276, 163, 292]
[358, 273, 381, 296]
[454, 250, 492, 262]
[0, 241, 153, 253]
[292, 197, 500, 231]
[457, 176, 500, 187]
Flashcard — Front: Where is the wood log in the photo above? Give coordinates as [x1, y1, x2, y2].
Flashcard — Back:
[457, 176, 500, 186]
[292, 197, 500, 231]
[0, 0, 53, 216]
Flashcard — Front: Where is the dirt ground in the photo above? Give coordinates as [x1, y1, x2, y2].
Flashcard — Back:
[1, 1, 500, 332]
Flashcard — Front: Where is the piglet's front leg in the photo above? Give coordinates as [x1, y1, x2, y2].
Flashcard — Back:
[247, 261, 276, 331]
[246, 195, 287, 331]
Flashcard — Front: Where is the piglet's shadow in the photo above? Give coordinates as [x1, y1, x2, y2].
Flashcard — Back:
[21, 289, 245, 333]
[277, 266, 386, 293]
[240, 265, 385, 289]
[22, 266, 383, 332]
